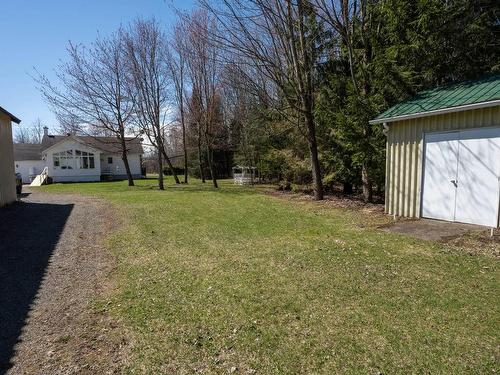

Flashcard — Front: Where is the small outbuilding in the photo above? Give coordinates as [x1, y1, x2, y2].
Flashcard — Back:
[371, 75, 500, 228]
[233, 165, 256, 185]
[0, 106, 21, 206]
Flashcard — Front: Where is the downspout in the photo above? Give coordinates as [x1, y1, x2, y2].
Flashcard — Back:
[382, 122, 395, 220]
[382, 122, 390, 136]
[495, 176, 500, 234]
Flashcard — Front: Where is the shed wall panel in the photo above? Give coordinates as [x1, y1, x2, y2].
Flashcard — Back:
[0, 113, 17, 206]
[386, 105, 500, 218]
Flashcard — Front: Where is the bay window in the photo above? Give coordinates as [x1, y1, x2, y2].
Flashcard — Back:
[53, 149, 95, 170]
[53, 150, 74, 169]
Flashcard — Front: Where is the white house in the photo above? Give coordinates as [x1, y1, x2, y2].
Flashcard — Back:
[13, 143, 45, 183]
[15, 128, 144, 183]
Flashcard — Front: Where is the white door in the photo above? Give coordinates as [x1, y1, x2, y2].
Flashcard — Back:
[421, 128, 500, 227]
[454, 128, 500, 227]
[421, 131, 459, 221]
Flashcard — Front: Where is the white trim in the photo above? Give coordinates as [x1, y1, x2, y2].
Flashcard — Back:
[370, 99, 500, 124]
[42, 135, 100, 154]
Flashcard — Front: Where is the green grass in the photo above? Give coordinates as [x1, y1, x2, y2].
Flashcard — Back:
[40, 178, 499, 374]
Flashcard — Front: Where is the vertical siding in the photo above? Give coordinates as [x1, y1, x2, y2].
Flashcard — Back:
[386, 105, 500, 218]
[384, 138, 391, 213]
[0, 113, 17, 206]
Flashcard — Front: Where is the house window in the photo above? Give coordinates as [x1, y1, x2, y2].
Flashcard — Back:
[75, 150, 95, 169]
[53, 149, 95, 170]
[107, 157, 113, 164]
[53, 150, 74, 169]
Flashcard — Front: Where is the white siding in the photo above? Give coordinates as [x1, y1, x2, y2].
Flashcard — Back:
[45, 140, 101, 182]
[100, 153, 142, 177]
[14, 160, 45, 183]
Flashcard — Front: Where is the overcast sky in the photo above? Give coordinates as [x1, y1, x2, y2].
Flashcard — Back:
[0, 0, 195, 134]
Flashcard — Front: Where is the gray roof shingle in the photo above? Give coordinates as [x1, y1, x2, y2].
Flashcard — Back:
[13, 143, 42, 161]
[41, 134, 143, 155]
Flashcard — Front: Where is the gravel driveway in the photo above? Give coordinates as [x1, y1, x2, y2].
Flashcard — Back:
[0, 188, 129, 374]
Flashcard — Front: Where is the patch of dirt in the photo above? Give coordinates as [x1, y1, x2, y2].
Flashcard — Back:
[1, 189, 131, 374]
[264, 188, 385, 215]
[441, 230, 500, 258]
[264, 188, 499, 257]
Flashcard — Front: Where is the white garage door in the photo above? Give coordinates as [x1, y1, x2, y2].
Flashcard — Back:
[421, 127, 500, 227]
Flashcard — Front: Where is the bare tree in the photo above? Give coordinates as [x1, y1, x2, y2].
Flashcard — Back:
[221, 65, 261, 169]
[186, 85, 206, 183]
[314, 0, 375, 202]
[55, 111, 82, 135]
[30, 118, 45, 143]
[125, 18, 180, 189]
[184, 9, 225, 188]
[36, 30, 137, 186]
[14, 117, 45, 143]
[167, 19, 190, 183]
[14, 126, 31, 143]
[315, 0, 360, 93]
[201, 0, 325, 199]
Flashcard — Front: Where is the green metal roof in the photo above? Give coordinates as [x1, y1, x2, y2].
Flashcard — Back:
[373, 75, 500, 123]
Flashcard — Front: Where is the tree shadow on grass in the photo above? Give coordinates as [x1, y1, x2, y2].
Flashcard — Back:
[169, 185, 260, 195]
[0, 201, 73, 374]
[136, 179, 269, 196]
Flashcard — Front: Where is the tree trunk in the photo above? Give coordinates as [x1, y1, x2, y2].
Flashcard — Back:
[223, 150, 229, 178]
[161, 147, 180, 184]
[157, 135, 164, 190]
[362, 162, 373, 203]
[119, 135, 134, 187]
[122, 153, 134, 186]
[361, 1, 373, 203]
[206, 146, 218, 188]
[305, 111, 324, 200]
[290, 1, 322, 200]
[361, 118, 373, 202]
[180, 102, 188, 184]
[343, 182, 353, 194]
[197, 126, 206, 183]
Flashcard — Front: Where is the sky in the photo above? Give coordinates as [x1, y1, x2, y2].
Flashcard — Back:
[0, 0, 195, 134]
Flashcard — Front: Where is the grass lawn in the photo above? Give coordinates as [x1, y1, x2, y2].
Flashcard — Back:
[40, 178, 499, 374]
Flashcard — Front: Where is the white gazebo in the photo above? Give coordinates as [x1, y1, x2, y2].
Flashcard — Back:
[232, 165, 256, 185]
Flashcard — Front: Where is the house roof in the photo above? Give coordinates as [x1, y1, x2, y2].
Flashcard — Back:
[14, 143, 42, 161]
[0, 106, 21, 124]
[371, 75, 500, 124]
[41, 134, 144, 154]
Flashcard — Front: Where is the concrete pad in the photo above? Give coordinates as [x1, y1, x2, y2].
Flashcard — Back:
[380, 218, 488, 241]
